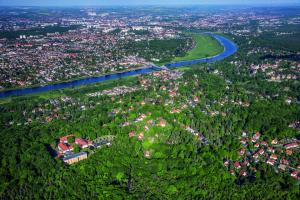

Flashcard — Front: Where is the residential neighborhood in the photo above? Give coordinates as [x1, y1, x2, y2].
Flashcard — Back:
[224, 131, 300, 181]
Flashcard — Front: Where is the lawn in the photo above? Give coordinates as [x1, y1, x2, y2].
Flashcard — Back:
[173, 34, 224, 62]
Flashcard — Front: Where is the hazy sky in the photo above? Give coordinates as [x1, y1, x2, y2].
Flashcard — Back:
[0, 0, 299, 6]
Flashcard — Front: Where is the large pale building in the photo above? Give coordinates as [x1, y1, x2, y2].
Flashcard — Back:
[62, 152, 88, 165]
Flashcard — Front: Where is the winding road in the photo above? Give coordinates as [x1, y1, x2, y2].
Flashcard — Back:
[0, 33, 238, 98]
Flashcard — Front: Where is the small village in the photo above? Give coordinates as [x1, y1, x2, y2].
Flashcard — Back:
[224, 131, 300, 181]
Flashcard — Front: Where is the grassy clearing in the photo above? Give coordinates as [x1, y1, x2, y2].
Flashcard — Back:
[173, 34, 224, 62]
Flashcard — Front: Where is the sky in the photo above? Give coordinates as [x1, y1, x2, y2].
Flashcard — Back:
[0, 0, 299, 6]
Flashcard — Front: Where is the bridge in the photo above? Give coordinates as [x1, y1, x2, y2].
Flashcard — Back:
[145, 63, 170, 71]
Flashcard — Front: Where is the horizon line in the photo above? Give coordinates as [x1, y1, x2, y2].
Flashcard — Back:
[0, 3, 300, 7]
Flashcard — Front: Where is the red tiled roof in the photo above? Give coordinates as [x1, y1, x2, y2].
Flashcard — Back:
[281, 158, 289, 165]
[58, 142, 71, 152]
[259, 149, 264, 155]
[129, 131, 135, 138]
[75, 138, 88, 147]
[291, 171, 298, 178]
[284, 142, 298, 149]
[234, 161, 241, 168]
[270, 154, 278, 160]
[239, 170, 247, 176]
[261, 141, 268, 146]
[286, 149, 293, 155]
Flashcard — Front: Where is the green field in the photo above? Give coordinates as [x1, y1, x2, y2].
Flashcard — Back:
[173, 34, 224, 62]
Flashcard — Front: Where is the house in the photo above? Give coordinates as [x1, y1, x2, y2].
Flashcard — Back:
[258, 149, 264, 155]
[270, 154, 278, 160]
[268, 147, 275, 153]
[271, 139, 278, 145]
[254, 143, 260, 148]
[138, 132, 144, 140]
[261, 141, 268, 146]
[242, 131, 247, 137]
[193, 96, 199, 103]
[144, 125, 149, 131]
[234, 161, 241, 169]
[230, 170, 235, 176]
[129, 131, 135, 138]
[144, 150, 151, 158]
[291, 171, 298, 179]
[58, 142, 73, 154]
[243, 160, 250, 166]
[75, 138, 91, 149]
[278, 164, 287, 171]
[239, 170, 247, 177]
[284, 142, 299, 149]
[280, 158, 289, 165]
[137, 114, 147, 122]
[286, 149, 293, 155]
[159, 119, 166, 127]
[253, 153, 259, 159]
[239, 148, 246, 156]
[62, 152, 87, 165]
[267, 159, 275, 166]
[240, 139, 247, 145]
[252, 132, 261, 143]
[224, 160, 230, 167]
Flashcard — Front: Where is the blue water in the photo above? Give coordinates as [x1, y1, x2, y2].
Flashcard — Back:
[0, 33, 237, 98]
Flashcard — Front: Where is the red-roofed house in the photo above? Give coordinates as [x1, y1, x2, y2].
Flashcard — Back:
[75, 138, 90, 149]
[258, 149, 264, 155]
[240, 139, 247, 145]
[261, 141, 268, 146]
[224, 160, 230, 167]
[58, 143, 73, 153]
[243, 160, 250, 166]
[159, 119, 166, 127]
[284, 142, 299, 149]
[239, 148, 246, 156]
[281, 158, 289, 165]
[270, 154, 278, 160]
[267, 159, 275, 166]
[252, 132, 261, 143]
[291, 171, 298, 179]
[239, 170, 247, 177]
[268, 147, 275, 153]
[234, 161, 241, 169]
[129, 131, 135, 138]
[286, 149, 293, 155]
[253, 153, 259, 159]
[138, 132, 144, 141]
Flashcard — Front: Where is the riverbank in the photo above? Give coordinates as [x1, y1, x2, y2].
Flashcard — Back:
[173, 34, 224, 62]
